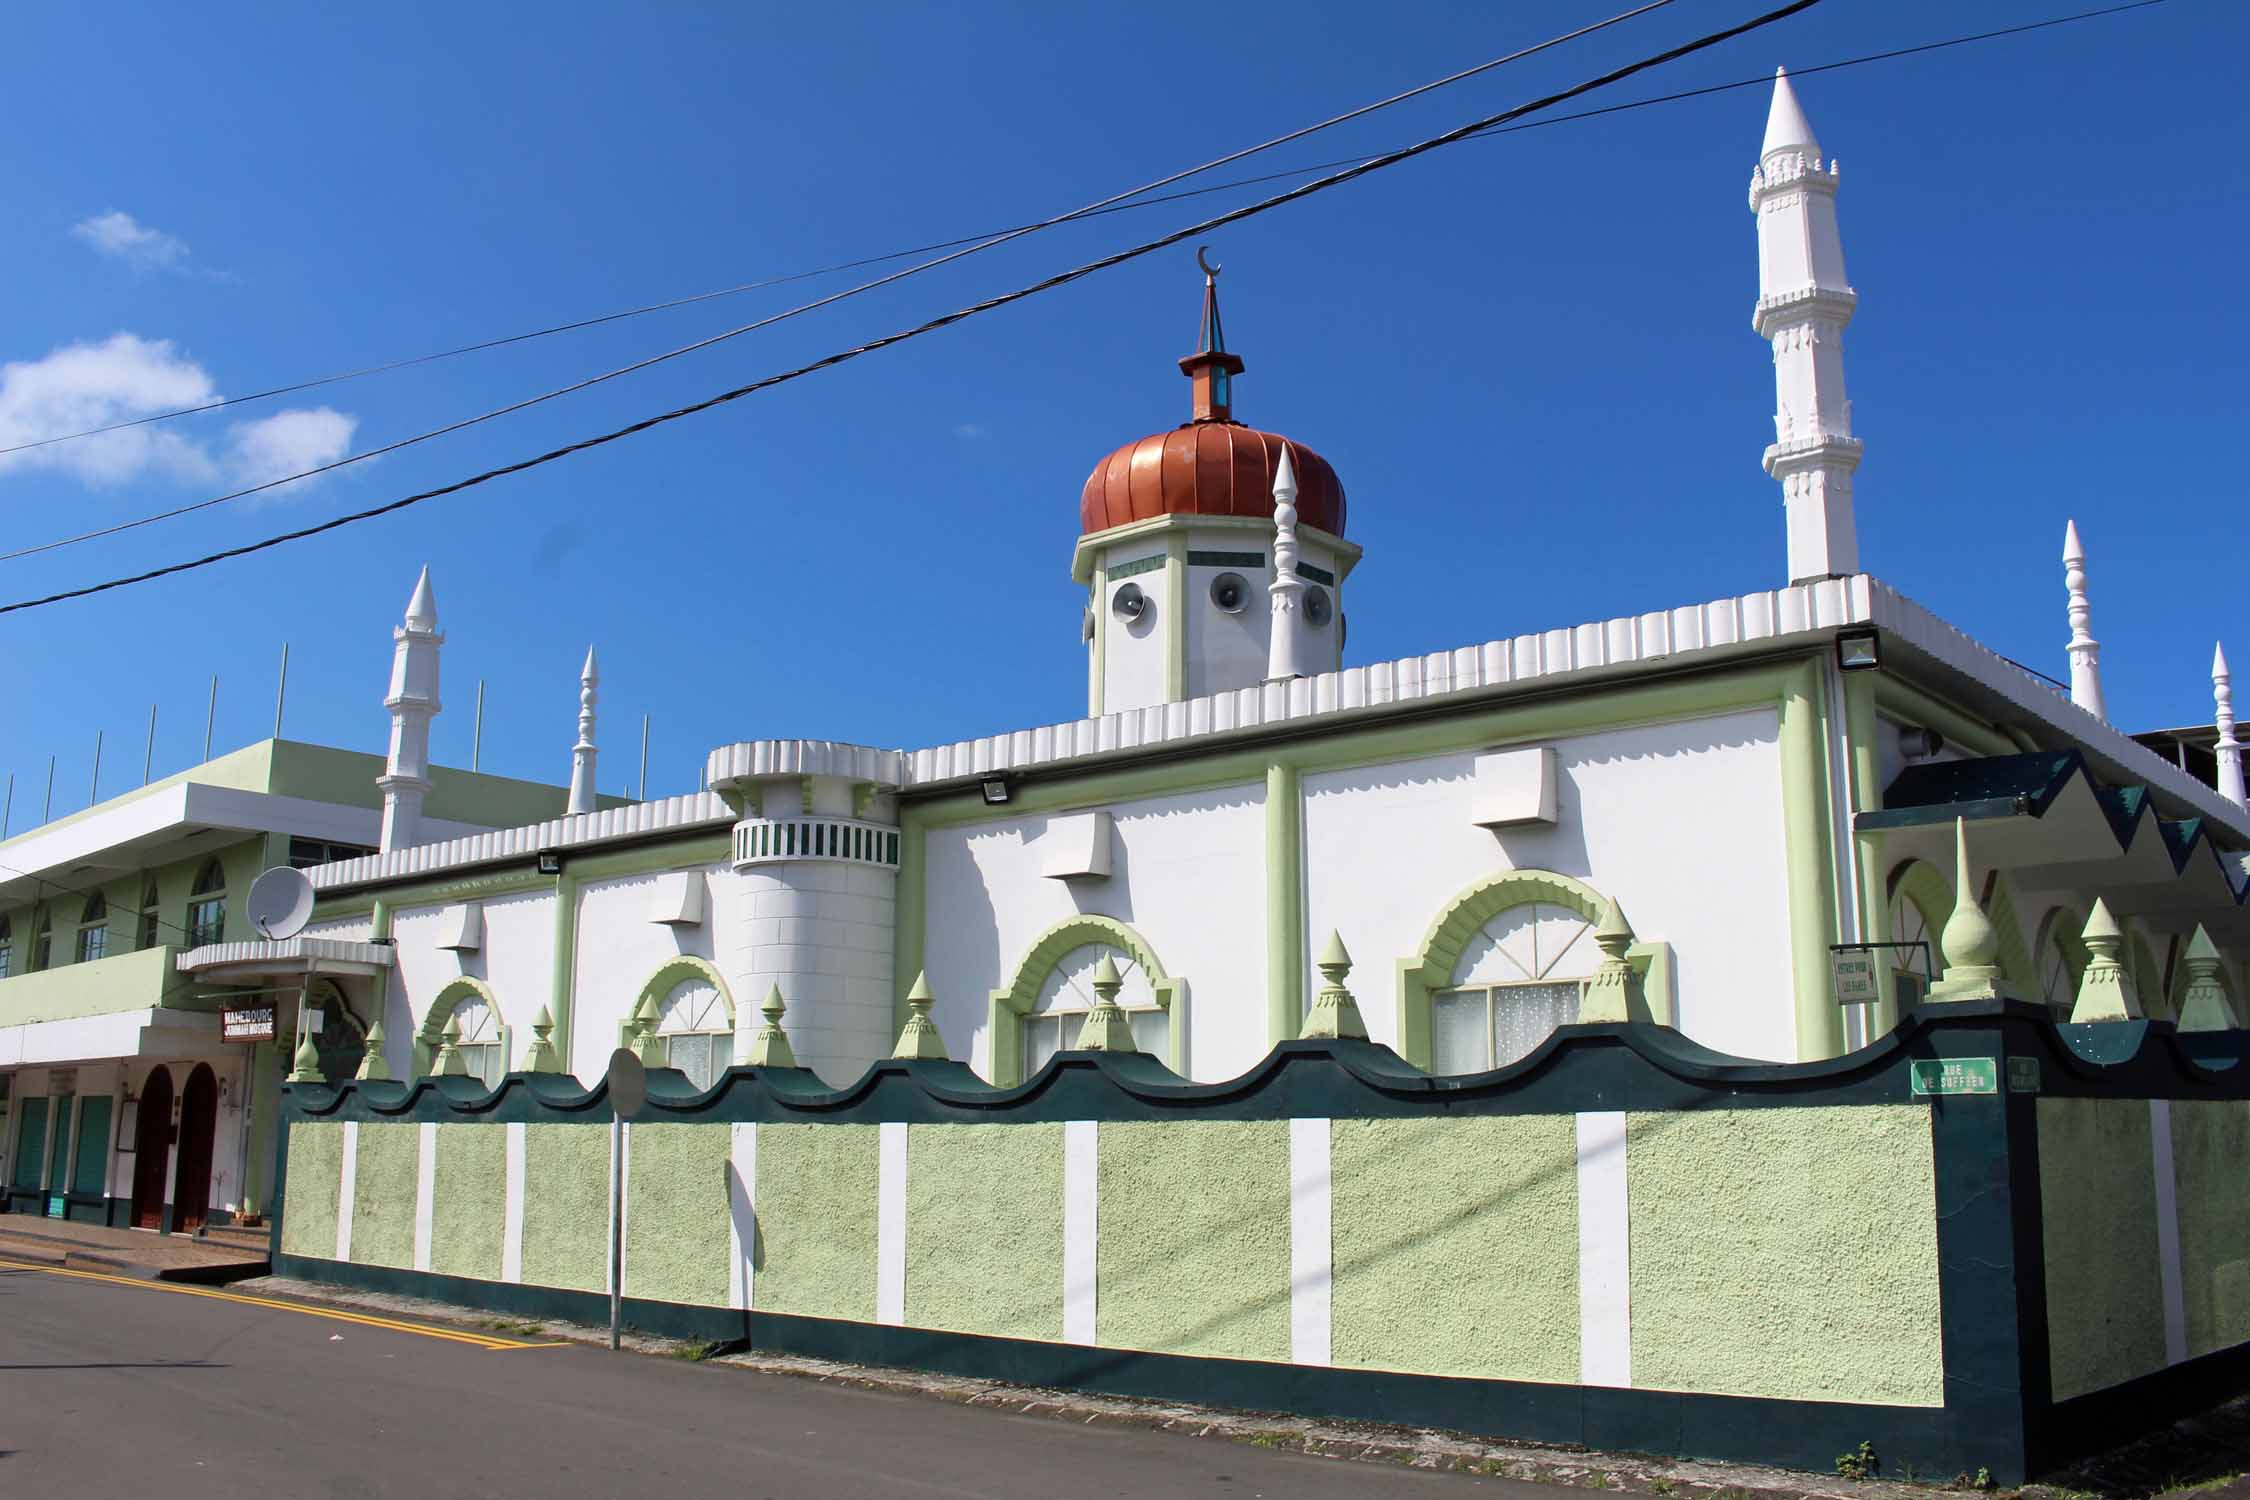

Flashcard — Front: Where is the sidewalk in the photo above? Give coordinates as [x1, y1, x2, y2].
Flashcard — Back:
[0, 1214, 268, 1284]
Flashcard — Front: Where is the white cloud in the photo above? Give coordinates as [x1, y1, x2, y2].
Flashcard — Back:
[227, 407, 357, 497]
[72, 211, 192, 273]
[0, 334, 355, 496]
[954, 422, 987, 440]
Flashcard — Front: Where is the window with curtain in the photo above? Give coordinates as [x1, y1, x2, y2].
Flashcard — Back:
[136, 877, 161, 949]
[446, 996, 506, 1087]
[1022, 943, 1166, 1075]
[186, 859, 227, 948]
[1431, 900, 1600, 1074]
[654, 976, 731, 1090]
[30, 908, 52, 972]
[75, 894, 109, 964]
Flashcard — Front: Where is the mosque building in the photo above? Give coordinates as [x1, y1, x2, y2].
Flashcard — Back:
[233, 72, 2250, 1481]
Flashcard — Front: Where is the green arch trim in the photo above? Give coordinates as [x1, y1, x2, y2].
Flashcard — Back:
[1980, 873, 2037, 994]
[413, 976, 507, 1079]
[624, 955, 738, 1046]
[986, 914, 1186, 1086]
[1393, 868, 1674, 1070]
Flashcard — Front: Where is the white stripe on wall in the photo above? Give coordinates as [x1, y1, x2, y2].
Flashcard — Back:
[1063, 1120, 1098, 1345]
[876, 1121, 908, 1326]
[1576, 1110, 1633, 1388]
[501, 1122, 526, 1284]
[412, 1121, 437, 1273]
[2151, 1099, 2188, 1365]
[728, 1122, 757, 1312]
[335, 1121, 360, 1262]
[1289, 1116, 1333, 1367]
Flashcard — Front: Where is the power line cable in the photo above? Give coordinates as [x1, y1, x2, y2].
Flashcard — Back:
[0, 0, 2164, 568]
[0, 1, 1678, 464]
[0, 0, 1823, 617]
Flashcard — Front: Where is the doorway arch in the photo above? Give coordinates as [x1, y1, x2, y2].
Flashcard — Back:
[131, 1065, 174, 1229]
[173, 1064, 218, 1232]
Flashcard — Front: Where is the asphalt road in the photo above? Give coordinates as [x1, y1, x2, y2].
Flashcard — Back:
[0, 1263, 1531, 1498]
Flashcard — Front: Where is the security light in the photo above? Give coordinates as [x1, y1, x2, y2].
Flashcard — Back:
[981, 777, 1012, 806]
[1836, 630, 1881, 672]
[536, 849, 564, 875]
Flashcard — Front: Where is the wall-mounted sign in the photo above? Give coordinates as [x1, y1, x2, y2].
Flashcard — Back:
[2007, 1056, 2042, 1094]
[47, 1068, 76, 1095]
[223, 1006, 277, 1043]
[1909, 1058, 1998, 1097]
[1831, 950, 1880, 1006]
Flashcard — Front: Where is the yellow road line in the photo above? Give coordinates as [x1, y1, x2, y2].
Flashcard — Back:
[0, 1257, 553, 1351]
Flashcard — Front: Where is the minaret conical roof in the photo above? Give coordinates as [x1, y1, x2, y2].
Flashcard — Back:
[1761, 66, 1821, 160]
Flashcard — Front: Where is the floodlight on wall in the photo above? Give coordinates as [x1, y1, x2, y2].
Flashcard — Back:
[980, 777, 1012, 806]
[1836, 630, 1882, 671]
[536, 849, 564, 875]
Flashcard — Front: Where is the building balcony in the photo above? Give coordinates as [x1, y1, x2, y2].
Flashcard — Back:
[0, 945, 222, 1066]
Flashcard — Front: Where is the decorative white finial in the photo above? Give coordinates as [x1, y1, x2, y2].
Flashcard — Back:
[2062, 520, 2107, 723]
[403, 565, 438, 632]
[1266, 445, 1310, 682]
[566, 645, 599, 816]
[1761, 66, 1821, 162]
[2216, 641, 2246, 809]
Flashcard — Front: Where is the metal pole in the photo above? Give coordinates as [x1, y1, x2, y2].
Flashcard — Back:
[205, 675, 218, 760]
[144, 703, 157, 786]
[2, 772, 12, 838]
[472, 680, 485, 771]
[43, 755, 55, 823]
[273, 643, 289, 740]
[89, 730, 103, 807]
[638, 715, 650, 801]
[609, 1115, 624, 1351]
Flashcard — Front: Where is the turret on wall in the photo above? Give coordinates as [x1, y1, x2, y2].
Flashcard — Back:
[1751, 68, 1862, 586]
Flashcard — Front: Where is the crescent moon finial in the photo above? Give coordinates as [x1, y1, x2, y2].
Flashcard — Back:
[1196, 245, 1221, 281]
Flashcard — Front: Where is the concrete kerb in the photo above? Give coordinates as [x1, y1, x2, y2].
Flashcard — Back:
[233, 1273, 2094, 1499]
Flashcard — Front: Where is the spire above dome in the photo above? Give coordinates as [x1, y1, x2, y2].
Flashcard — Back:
[1179, 247, 1245, 424]
[1761, 66, 1821, 161]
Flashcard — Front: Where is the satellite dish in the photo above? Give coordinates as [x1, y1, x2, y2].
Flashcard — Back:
[246, 866, 315, 941]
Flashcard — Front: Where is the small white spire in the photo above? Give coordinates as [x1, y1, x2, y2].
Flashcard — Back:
[2215, 641, 2246, 809]
[1761, 66, 1821, 161]
[2062, 519, 2107, 723]
[403, 565, 438, 633]
[379, 565, 444, 853]
[566, 645, 599, 816]
[1266, 445, 1310, 682]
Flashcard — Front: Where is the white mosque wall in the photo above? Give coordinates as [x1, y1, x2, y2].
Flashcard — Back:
[920, 779, 1270, 1082]
[301, 915, 375, 945]
[1303, 709, 1795, 1062]
[720, 860, 897, 1089]
[566, 865, 727, 1080]
[385, 888, 558, 1075]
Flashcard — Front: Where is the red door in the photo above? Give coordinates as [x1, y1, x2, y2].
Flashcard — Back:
[130, 1066, 173, 1229]
[172, 1065, 218, 1233]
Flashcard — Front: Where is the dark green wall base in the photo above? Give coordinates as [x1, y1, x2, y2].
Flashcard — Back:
[2031, 1340, 2250, 1476]
[275, 1252, 1984, 1480]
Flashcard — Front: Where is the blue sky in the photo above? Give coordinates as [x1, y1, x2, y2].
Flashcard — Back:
[1, 0, 2240, 821]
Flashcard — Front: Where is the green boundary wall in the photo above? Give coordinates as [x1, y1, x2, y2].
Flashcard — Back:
[268, 1002, 2250, 1485]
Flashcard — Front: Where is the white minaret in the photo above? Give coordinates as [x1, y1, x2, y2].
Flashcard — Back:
[1266, 444, 1311, 682]
[378, 567, 442, 853]
[566, 646, 599, 816]
[2062, 519, 2107, 722]
[2215, 643, 2246, 809]
[1751, 67, 1861, 586]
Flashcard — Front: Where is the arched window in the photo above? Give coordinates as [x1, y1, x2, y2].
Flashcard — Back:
[1885, 861, 1950, 1011]
[0, 914, 13, 978]
[29, 907, 52, 972]
[447, 995, 506, 1086]
[186, 859, 227, 948]
[1022, 943, 1167, 1076]
[1432, 901, 1600, 1073]
[75, 893, 109, 964]
[136, 877, 161, 949]
[653, 975, 731, 1090]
